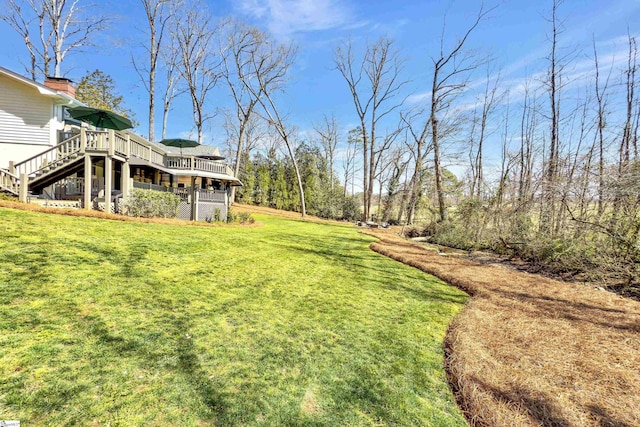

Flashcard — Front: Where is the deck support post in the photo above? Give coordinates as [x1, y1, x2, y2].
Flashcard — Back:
[190, 176, 198, 221]
[192, 187, 199, 221]
[121, 160, 130, 213]
[104, 157, 112, 214]
[84, 155, 92, 210]
[18, 173, 28, 203]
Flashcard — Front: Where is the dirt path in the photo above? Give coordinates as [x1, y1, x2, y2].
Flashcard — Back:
[363, 228, 640, 427]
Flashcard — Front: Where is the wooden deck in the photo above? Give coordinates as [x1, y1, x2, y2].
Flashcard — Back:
[6, 128, 238, 218]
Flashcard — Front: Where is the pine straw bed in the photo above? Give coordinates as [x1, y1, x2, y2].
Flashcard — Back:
[363, 228, 640, 427]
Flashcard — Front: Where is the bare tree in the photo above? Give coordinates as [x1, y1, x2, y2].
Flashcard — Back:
[173, 3, 220, 144]
[134, 0, 174, 142]
[159, 39, 183, 140]
[621, 33, 638, 171]
[517, 78, 538, 208]
[592, 38, 613, 216]
[335, 37, 407, 220]
[471, 69, 502, 199]
[2, 0, 108, 79]
[540, 0, 574, 234]
[235, 37, 306, 216]
[52, 0, 109, 77]
[219, 20, 276, 202]
[374, 130, 402, 220]
[47, 0, 109, 77]
[428, 4, 494, 221]
[314, 114, 339, 190]
[382, 148, 408, 222]
[401, 109, 432, 224]
[1, 0, 43, 80]
[223, 111, 264, 160]
[342, 127, 361, 197]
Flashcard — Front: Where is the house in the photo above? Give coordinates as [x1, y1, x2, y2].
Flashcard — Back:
[0, 66, 241, 220]
[0, 66, 83, 168]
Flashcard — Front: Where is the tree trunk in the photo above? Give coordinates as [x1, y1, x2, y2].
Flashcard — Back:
[149, 30, 156, 142]
[162, 102, 169, 140]
[361, 125, 369, 221]
[285, 138, 306, 217]
[431, 85, 447, 222]
[230, 121, 246, 204]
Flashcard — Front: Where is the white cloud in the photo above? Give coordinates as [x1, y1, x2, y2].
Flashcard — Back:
[235, 0, 355, 36]
[406, 91, 431, 105]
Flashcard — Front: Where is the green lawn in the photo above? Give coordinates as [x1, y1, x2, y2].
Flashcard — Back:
[0, 207, 468, 426]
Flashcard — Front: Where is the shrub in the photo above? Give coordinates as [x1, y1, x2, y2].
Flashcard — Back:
[227, 208, 237, 223]
[124, 189, 180, 218]
[238, 212, 252, 224]
[0, 193, 18, 201]
[403, 226, 424, 239]
[425, 220, 482, 251]
[341, 196, 361, 221]
[214, 207, 222, 222]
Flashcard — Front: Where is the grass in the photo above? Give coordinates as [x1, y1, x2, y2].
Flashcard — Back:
[0, 206, 468, 426]
[366, 228, 640, 427]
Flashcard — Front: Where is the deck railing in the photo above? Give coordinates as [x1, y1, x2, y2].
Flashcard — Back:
[150, 149, 164, 165]
[0, 168, 19, 194]
[113, 132, 128, 155]
[130, 138, 147, 159]
[129, 137, 165, 167]
[131, 181, 226, 203]
[12, 127, 236, 187]
[85, 130, 108, 151]
[199, 189, 226, 202]
[164, 156, 228, 174]
[132, 181, 168, 192]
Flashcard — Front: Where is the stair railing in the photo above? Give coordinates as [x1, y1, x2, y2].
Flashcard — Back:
[13, 133, 83, 178]
[0, 167, 20, 195]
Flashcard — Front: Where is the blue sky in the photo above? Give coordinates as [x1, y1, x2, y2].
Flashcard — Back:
[1, 0, 640, 179]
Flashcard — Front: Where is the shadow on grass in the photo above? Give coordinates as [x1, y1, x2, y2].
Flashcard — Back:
[170, 314, 231, 420]
[0, 245, 53, 304]
[71, 241, 153, 279]
[271, 235, 467, 305]
[74, 301, 231, 423]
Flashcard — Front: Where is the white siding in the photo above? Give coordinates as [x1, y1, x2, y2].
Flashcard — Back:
[0, 142, 54, 169]
[0, 74, 54, 150]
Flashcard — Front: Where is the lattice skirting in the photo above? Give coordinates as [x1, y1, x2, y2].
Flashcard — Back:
[176, 202, 192, 220]
[175, 201, 227, 221]
[93, 201, 120, 214]
[197, 202, 227, 222]
[32, 199, 82, 209]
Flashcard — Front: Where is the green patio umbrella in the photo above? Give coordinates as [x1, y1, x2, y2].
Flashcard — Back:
[159, 138, 200, 156]
[68, 106, 133, 130]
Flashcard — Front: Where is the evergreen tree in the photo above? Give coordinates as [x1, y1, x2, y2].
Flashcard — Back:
[236, 151, 254, 203]
[254, 153, 271, 206]
[76, 70, 136, 122]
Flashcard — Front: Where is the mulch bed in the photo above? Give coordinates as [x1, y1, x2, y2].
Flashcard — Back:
[363, 228, 640, 427]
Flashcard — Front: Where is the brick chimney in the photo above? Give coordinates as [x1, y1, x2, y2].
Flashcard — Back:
[44, 76, 76, 98]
